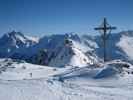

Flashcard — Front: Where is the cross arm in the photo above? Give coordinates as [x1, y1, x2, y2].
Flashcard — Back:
[94, 27, 104, 30]
[106, 26, 117, 30]
[94, 26, 116, 31]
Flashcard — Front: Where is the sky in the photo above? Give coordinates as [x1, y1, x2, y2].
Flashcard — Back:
[0, 0, 133, 36]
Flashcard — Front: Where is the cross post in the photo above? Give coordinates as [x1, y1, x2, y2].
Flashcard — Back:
[94, 18, 116, 62]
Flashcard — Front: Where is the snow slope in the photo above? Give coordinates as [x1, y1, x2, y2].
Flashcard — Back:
[0, 59, 60, 80]
[0, 76, 133, 100]
[0, 59, 133, 100]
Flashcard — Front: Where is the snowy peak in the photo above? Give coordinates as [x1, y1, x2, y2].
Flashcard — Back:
[0, 31, 39, 57]
[65, 32, 81, 42]
[0, 31, 38, 47]
[3, 31, 27, 44]
[49, 39, 96, 67]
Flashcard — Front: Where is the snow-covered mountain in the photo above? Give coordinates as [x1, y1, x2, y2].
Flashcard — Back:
[48, 39, 96, 67]
[0, 30, 133, 67]
[0, 30, 133, 100]
[0, 31, 39, 58]
[31, 33, 98, 67]
[94, 31, 133, 63]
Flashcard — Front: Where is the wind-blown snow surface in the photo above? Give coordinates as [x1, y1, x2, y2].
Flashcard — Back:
[0, 59, 133, 100]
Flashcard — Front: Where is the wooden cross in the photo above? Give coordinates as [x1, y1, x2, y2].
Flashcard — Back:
[94, 18, 116, 62]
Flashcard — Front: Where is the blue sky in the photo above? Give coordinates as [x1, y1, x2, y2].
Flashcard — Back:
[0, 0, 133, 36]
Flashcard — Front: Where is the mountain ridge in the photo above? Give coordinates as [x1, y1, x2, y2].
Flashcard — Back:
[0, 30, 133, 67]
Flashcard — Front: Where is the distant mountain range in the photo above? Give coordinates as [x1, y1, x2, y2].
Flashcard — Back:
[0, 30, 133, 67]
